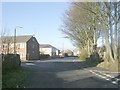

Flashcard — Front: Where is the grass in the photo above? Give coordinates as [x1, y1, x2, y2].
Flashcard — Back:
[97, 60, 119, 72]
[2, 66, 31, 88]
[0, 61, 2, 90]
[83, 57, 119, 72]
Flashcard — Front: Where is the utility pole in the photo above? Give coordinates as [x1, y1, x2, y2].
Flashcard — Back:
[14, 28, 16, 54]
[14, 26, 22, 54]
[62, 42, 64, 53]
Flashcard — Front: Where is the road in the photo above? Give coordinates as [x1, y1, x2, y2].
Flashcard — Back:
[21, 57, 119, 88]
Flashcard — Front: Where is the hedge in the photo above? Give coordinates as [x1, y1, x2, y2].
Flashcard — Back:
[39, 54, 50, 59]
[2, 54, 21, 71]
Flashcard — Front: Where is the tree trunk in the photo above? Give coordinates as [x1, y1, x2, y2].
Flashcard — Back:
[93, 19, 97, 46]
[105, 26, 114, 62]
[113, 2, 118, 60]
[109, 5, 114, 60]
[87, 40, 90, 56]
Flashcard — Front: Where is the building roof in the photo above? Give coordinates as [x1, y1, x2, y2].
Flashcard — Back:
[61, 49, 73, 53]
[0, 35, 33, 43]
[40, 44, 52, 48]
[40, 44, 59, 50]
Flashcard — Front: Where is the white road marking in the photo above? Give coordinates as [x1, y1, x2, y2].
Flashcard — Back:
[106, 78, 110, 81]
[93, 69, 119, 74]
[116, 78, 120, 81]
[90, 70, 108, 79]
[112, 81, 117, 84]
[89, 70, 119, 85]
[25, 63, 35, 65]
[93, 70, 114, 78]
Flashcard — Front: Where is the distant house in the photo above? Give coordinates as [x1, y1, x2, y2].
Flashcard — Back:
[0, 37, 3, 54]
[60, 49, 73, 56]
[73, 49, 80, 56]
[39, 44, 60, 57]
[0, 35, 39, 60]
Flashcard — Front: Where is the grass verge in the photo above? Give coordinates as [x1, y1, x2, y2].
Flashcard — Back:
[97, 60, 119, 72]
[2, 66, 31, 88]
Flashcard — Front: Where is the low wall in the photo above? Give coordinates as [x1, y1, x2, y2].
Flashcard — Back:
[2, 54, 21, 70]
[39, 54, 50, 60]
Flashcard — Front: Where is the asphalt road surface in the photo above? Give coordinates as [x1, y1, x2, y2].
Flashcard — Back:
[21, 57, 119, 88]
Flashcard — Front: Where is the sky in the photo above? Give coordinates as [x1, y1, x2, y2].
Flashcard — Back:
[1, 1, 103, 51]
[2, 2, 76, 50]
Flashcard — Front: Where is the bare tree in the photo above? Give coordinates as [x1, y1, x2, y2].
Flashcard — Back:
[0, 27, 12, 54]
[61, 1, 119, 63]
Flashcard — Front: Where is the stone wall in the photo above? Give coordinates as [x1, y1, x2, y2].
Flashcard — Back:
[2, 54, 21, 70]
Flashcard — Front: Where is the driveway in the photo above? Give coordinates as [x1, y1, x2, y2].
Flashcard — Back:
[21, 57, 118, 88]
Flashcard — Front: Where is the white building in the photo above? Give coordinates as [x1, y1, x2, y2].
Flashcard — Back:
[39, 44, 60, 56]
[73, 49, 80, 56]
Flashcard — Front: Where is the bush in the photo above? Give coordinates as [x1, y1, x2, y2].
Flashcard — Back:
[80, 49, 89, 60]
[2, 54, 21, 71]
[63, 53, 68, 57]
[39, 54, 50, 59]
[100, 46, 106, 52]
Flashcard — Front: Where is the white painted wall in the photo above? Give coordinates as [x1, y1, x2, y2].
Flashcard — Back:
[40, 47, 59, 56]
[40, 48, 52, 56]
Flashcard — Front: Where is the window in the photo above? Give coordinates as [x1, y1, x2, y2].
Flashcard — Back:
[11, 44, 14, 47]
[33, 45, 34, 48]
[2, 45, 4, 48]
[20, 43, 24, 48]
[32, 38, 35, 41]
[33, 51, 34, 53]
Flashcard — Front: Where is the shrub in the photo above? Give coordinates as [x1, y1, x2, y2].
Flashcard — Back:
[80, 49, 89, 60]
[63, 53, 68, 57]
[39, 54, 50, 59]
[100, 46, 106, 52]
